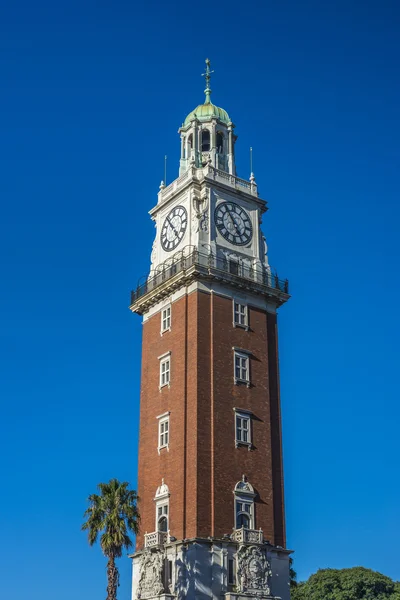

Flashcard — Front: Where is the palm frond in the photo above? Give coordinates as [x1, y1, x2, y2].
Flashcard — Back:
[82, 478, 140, 556]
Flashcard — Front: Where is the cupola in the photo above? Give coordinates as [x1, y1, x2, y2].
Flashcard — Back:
[178, 59, 237, 176]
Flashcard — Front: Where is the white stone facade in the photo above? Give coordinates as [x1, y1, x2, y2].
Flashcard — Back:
[131, 538, 291, 600]
[148, 164, 268, 278]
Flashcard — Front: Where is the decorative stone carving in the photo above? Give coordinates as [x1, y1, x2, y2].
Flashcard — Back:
[235, 474, 255, 495]
[137, 548, 164, 599]
[155, 478, 170, 500]
[150, 221, 157, 268]
[151, 239, 157, 265]
[261, 234, 269, 267]
[237, 545, 272, 595]
[191, 189, 209, 233]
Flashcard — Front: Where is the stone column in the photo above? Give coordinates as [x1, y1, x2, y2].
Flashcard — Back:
[180, 135, 185, 159]
[193, 121, 198, 167]
[228, 124, 234, 174]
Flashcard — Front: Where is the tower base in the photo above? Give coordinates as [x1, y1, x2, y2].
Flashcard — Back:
[131, 537, 291, 600]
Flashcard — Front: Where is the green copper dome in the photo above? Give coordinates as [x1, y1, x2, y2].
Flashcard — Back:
[183, 59, 231, 127]
[183, 102, 231, 126]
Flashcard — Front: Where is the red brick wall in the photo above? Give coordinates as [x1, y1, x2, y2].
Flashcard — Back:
[135, 289, 286, 550]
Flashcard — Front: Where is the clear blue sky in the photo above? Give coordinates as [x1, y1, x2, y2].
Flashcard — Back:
[1, 1, 399, 598]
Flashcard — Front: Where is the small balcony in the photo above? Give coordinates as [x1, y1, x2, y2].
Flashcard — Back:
[144, 531, 170, 548]
[130, 246, 289, 314]
[231, 527, 264, 545]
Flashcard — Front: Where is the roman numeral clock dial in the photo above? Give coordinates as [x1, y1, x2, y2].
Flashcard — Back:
[214, 201, 253, 246]
[160, 205, 188, 252]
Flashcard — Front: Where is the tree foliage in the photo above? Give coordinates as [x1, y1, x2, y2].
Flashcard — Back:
[82, 479, 140, 600]
[291, 567, 400, 600]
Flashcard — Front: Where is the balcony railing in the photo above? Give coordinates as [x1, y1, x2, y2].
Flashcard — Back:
[232, 527, 264, 545]
[157, 165, 259, 206]
[130, 246, 289, 307]
[144, 531, 169, 548]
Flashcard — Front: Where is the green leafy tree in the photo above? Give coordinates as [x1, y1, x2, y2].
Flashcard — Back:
[290, 557, 298, 590]
[82, 479, 140, 600]
[291, 567, 400, 600]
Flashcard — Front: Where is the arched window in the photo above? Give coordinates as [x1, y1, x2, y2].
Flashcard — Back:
[154, 479, 170, 533]
[236, 510, 250, 528]
[201, 129, 210, 152]
[234, 476, 255, 530]
[216, 131, 224, 153]
[158, 512, 168, 532]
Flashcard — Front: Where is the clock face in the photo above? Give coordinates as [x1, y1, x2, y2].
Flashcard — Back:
[214, 201, 253, 246]
[160, 205, 188, 252]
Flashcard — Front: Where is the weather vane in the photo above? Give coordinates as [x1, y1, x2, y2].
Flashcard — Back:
[201, 58, 214, 104]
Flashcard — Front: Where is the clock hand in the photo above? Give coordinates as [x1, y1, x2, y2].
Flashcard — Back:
[166, 216, 179, 237]
[226, 207, 241, 235]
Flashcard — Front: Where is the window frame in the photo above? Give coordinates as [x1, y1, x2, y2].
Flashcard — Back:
[235, 499, 254, 529]
[233, 300, 248, 329]
[156, 501, 169, 532]
[233, 349, 250, 386]
[154, 480, 170, 534]
[234, 409, 252, 449]
[161, 305, 171, 334]
[159, 351, 171, 389]
[158, 415, 170, 453]
[233, 478, 256, 531]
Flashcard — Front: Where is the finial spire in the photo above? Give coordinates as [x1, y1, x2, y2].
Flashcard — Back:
[201, 58, 214, 104]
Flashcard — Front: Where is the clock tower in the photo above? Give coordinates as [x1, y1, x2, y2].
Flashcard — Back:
[130, 60, 291, 600]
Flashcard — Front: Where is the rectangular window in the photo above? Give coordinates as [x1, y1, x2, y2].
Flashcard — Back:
[158, 417, 169, 450]
[233, 301, 248, 327]
[228, 558, 236, 585]
[160, 357, 170, 387]
[161, 306, 171, 332]
[236, 414, 250, 444]
[234, 351, 249, 383]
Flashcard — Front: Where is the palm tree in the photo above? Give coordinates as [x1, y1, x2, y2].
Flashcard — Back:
[82, 478, 140, 600]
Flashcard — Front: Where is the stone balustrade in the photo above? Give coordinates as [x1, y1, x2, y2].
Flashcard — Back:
[232, 527, 264, 545]
[144, 531, 169, 548]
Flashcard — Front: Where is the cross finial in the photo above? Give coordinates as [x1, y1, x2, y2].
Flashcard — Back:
[201, 58, 214, 104]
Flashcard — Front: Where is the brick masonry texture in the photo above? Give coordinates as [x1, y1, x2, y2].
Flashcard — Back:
[135, 289, 286, 550]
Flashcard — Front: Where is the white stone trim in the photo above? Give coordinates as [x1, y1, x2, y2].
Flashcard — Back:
[232, 346, 252, 355]
[233, 407, 253, 415]
[156, 410, 171, 420]
[141, 280, 278, 322]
